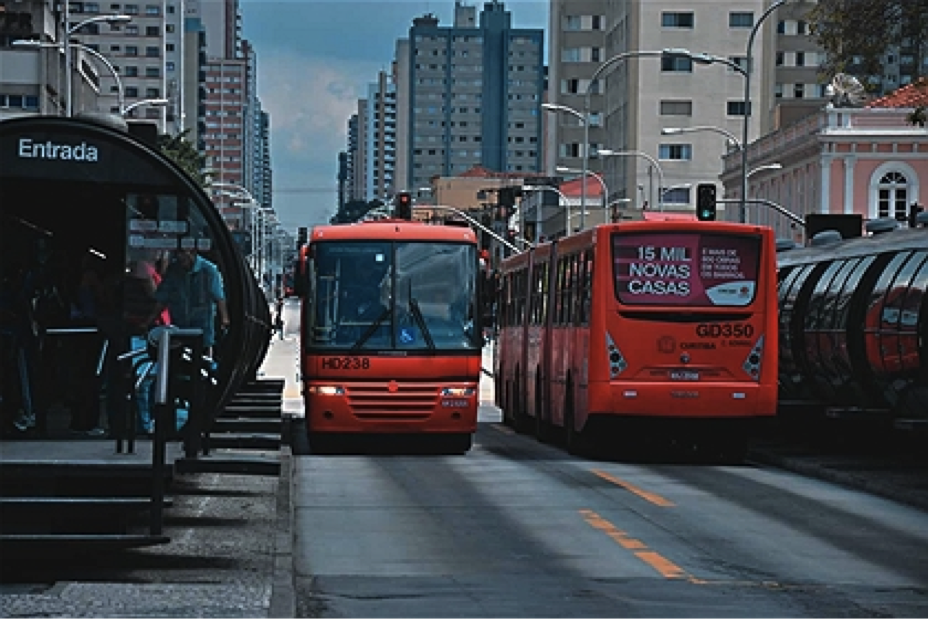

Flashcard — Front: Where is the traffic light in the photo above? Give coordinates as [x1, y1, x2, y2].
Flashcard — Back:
[296, 226, 308, 250]
[394, 191, 413, 220]
[696, 183, 717, 221]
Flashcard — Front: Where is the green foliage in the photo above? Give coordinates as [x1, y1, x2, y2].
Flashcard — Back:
[808, 0, 927, 86]
[158, 129, 209, 187]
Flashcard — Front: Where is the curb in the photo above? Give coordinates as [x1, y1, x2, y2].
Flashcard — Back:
[268, 445, 296, 618]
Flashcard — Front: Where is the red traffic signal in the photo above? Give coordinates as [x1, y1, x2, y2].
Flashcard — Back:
[394, 192, 412, 219]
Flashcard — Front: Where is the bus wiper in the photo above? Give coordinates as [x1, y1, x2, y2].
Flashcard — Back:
[407, 279, 435, 350]
[351, 306, 391, 351]
[409, 298, 435, 350]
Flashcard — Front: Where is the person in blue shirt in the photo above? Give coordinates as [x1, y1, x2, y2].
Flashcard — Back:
[148, 248, 230, 351]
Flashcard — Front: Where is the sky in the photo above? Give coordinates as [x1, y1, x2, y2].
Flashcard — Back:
[240, 0, 549, 233]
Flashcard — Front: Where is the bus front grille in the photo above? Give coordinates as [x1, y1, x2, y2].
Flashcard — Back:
[346, 382, 439, 417]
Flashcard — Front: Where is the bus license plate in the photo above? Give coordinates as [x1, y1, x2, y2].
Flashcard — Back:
[670, 370, 699, 381]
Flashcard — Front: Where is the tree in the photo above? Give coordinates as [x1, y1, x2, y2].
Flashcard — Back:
[808, 0, 927, 87]
[158, 129, 209, 187]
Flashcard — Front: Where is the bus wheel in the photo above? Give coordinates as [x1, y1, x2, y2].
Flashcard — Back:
[514, 375, 531, 434]
[563, 382, 586, 455]
[448, 433, 473, 454]
[713, 432, 748, 464]
[535, 378, 553, 444]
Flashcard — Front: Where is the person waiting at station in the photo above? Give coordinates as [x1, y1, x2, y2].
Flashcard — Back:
[147, 247, 230, 355]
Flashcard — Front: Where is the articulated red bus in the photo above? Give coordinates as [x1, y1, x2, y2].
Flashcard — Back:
[495, 220, 778, 460]
[294, 219, 484, 453]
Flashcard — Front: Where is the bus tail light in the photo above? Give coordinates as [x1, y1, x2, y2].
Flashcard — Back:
[307, 385, 345, 396]
[741, 335, 765, 380]
[605, 332, 628, 379]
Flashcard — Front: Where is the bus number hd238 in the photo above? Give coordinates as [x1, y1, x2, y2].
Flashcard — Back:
[321, 357, 371, 370]
[695, 323, 754, 338]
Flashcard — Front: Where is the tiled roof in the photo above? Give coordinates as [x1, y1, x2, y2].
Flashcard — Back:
[868, 78, 927, 109]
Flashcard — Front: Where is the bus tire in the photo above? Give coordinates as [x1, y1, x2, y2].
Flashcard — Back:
[564, 381, 586, 455]
[448, 433, 473, 454]
[514, 370, 531, 434]
[535, 376, 553, 443]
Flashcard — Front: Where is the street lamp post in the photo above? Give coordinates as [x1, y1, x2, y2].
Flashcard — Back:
[597, 149, 667, 212]
[556, 166, 610, 224]
[546, 48, 746, 229]
[15, 39, 125, 114]
[661, 126, 743, 151]
[522, 185, 571, 238]
[747, 163, 783, 178]
[62, 13, 132, 116]
[415, 205, 524, 253]
[740, 0, 790, 223]
[122, 98, 169, 117]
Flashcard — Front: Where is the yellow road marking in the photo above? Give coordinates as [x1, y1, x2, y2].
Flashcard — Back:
[591, 469, 675, 507]
[580, 509, 699, 582]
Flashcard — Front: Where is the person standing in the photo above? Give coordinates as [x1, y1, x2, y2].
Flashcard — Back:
[273, 297, 285, 340]
[148, 248, 230, 354]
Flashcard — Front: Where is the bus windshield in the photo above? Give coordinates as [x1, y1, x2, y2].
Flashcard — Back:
[613, 230, 761, 307]
[309, 240, 479, 351]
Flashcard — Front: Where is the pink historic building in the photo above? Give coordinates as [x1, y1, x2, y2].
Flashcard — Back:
[721, 80, 927, 242]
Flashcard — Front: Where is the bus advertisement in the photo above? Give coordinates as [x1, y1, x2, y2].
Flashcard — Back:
[295, 220, 484, 453]
[495, 220, 778, 461]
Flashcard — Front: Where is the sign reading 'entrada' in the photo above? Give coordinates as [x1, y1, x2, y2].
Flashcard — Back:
[17, 137, 100, 162]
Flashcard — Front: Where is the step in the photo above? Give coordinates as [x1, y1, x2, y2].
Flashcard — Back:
[0, 496, 172, 509]
[211, 418, 282, 434]
[175, 453, 280, 476]
[207, 433, 281, 450]
[228, 394, 282, 403]
[221, 404, 284, 418]
[0, 533, 171, 550]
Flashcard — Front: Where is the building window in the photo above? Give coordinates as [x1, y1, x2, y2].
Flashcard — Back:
[727, 101, 750, 116]
[125, 45, 138, 56]
[794, 83, 805, 98]
[661, 56, 693, 72]
[662, 186, 690, 204]
[145, 4, 159, 15]
[729, 56, 750, 73]
[145, 67, 160, 78]
[145, 46, 159, 57]
[729, 12, 753, 28]
[796, 52, 805, 67]
[661, 12, 694, 28]
[659, 144, 692, 160]
[659, 100, 693, 116]
[876, 171, 910, 221]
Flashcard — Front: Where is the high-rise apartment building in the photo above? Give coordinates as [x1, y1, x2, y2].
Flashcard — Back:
[546, 0, 923, 217]
[361, 71, 397, 201]
[396, 1, 545, 193]
[0, 0, 188, 130]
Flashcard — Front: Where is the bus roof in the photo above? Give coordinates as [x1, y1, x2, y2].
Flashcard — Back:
[310, 220, 478, 244]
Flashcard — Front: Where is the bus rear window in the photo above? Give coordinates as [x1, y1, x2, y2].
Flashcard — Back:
[612, 231, 761, 307]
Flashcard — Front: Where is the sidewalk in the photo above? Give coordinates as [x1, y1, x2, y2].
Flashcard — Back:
[0, 334, 298, 618]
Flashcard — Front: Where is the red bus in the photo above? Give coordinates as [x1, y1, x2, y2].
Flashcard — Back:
[294, 219, 484, 453]
[495, 220, 779, 461]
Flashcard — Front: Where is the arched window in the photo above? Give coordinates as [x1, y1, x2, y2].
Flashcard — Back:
[876, 171, 909, 221]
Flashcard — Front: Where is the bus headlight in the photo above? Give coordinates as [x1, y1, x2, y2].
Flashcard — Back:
[440, 387, 475, 397]
[307, 385, 345, 396]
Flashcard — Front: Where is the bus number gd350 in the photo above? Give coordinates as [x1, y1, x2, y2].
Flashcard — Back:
[695, 323, 754, 338]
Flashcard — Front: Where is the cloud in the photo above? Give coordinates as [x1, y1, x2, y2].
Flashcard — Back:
[258, 49, 375, 163]
[255, 50, 381, 226]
